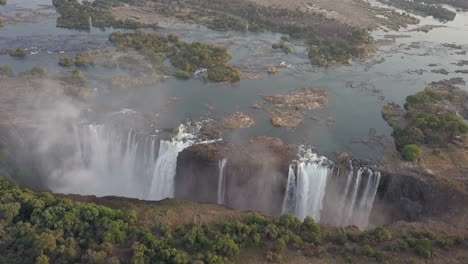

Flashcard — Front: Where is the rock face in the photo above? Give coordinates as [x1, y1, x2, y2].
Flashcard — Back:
[371, 167, 468, 225]
[175, 143, 224, 203]
[175, 137, 296, 216]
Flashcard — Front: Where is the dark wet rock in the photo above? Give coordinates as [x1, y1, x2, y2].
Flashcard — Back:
[383, 34, 411, 39]
[409, 25, 445, 33]
[452, 60, 468, 66]
[345, 81, 382, 95]
[428, 63, 438, 67]
[455, 69, 468, 74]
[406, 69, 426, 75]
[455, 50, 467, 55]
[442, 43, 463, 50]
[431, 68, 449, 75]
[175, 137, 297, 215]
[200, 123, 222, 140]
[372, 167, 468, 225]
[429, 77, 466, 88]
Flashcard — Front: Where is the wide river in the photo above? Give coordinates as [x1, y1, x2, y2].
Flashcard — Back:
[1, 0, 468, 162]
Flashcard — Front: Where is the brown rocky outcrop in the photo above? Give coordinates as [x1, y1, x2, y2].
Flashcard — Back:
[175, 136, 296, 216]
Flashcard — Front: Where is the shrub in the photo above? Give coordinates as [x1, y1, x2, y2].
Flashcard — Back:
[272, 238, 286, 252]
[212, 235, 240, 257]
[278, 213, 301, 231]
[301, 216, 321, 244]
[10, 48, 26, 57]
[175, 70, 190, 80]
[402, 144, 421, 161]
[58, 56, 75, 67]
[371, 226, 392, 242]
[414, 238, 432, 258]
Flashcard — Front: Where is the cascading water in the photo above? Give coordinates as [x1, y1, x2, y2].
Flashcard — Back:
[217, 158, 228, 204]
[336, 165, 382, 229]
[281, 147, 331, 221]
[281, 165, 297, 214]
[54, 124, 158, 199]
[281, 147, 382, 228]
[147, 123, 201, 201]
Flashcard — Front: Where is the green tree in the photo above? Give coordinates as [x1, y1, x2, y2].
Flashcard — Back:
[402, 144, 421, 161]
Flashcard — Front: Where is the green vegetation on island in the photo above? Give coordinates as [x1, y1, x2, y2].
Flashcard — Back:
[19, 66, 47, 79]
[383, 84, 468, 161]
[272, 42, 292, 54]
[120, 0, 371, 66]
[52, 0, 156, 30]
[9, 48, 27, 57]
[109, 31, 241, 82]
[0, 176, 466, 264]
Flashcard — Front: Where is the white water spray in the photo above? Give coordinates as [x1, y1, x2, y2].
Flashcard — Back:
[147, 123, 200, 201]
[281, 147, 331, 221]
[54, 124, 158, 199]
[217, 158, 228, 204]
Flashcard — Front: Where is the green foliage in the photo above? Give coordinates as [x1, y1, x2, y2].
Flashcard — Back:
[109, 31, 240, 82]
[150, 0, 371, 65]
[371, 226, 392, 242]
[175, 70, 191, 80]
[300, 216, 321, 244]
[0, 176, 461, 263]
[19, 66, 47, 79]
[278, 213, 301, 231]
[10, 48, 27, 57]
[414, 238, 432, 258]
[52, 0, 156, 30]
[272, 42, 292, 54]
[402, 144, 421, 162]
[58, 56, 75, 67]
[391, 87, 468, 150]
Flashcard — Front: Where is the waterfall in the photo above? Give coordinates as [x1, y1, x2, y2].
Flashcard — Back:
[217, 158, 228, 204]
[281, 165, 297, 214]
[281, 147, 331, 221]
[147, 123, 200, 201]
[344, 167, 364, 225]
[54, 124, 158, 199]
[336, 166, 382, 229]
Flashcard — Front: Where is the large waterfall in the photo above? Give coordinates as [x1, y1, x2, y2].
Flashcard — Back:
[147, 124, 199, 201]
[336, 166, 381, 228]
[281, 147, 381, 229]
[281, 147, 331, 221]
[53, 124, 158, 199]
[217, 158, 228, 204]
[52, 118, 205, 201]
